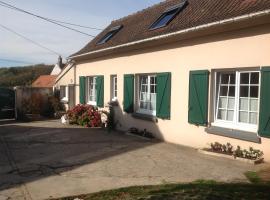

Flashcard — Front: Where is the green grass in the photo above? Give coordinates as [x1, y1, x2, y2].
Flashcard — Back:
[245, 171, 262, 184]
[55, 181, 270, 200]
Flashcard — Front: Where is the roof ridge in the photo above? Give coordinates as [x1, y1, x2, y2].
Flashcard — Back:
[111, 0, 170, 24]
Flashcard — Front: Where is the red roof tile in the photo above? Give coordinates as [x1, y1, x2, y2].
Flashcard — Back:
[32, 75, 57, 88]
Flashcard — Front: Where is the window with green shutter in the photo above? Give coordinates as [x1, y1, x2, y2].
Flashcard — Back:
[188, 70, 209, 126]
[124, 74, 134, 113]
[258, 67, 270, 138]
[96, 76, 104, 107]
[79, 76, 86, 104]
[156, 72, 171, 119]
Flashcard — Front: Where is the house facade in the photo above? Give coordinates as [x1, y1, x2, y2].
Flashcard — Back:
[54, 62, 76, 110]
[57, 0, 270, 162]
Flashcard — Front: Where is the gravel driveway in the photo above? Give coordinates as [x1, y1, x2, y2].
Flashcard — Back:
[0, 120, 258, 200]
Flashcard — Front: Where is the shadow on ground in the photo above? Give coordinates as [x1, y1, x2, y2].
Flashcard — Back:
[0, 119, 160, 198]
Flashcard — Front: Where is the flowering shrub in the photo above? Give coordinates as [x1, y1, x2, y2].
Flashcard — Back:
[67, 104, 102, 127]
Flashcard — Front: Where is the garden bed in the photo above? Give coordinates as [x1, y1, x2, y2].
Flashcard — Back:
[198, 142, 264, 165]
[198, 149, 264, 165]
[126, 127, 155, 140]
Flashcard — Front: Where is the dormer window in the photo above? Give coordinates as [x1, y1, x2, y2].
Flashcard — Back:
[97, 25, 123, 45]
[149, 0, 188, 30]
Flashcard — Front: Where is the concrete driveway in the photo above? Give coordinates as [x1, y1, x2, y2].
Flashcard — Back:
[0, 120, 259, 200]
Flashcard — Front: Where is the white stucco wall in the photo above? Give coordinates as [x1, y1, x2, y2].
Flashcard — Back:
[70, 23, 270, 162]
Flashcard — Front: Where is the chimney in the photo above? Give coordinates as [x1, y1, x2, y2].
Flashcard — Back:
[58, 56, 63, 69]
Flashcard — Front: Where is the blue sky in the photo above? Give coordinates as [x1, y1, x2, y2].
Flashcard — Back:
[0, 0, 161, 67]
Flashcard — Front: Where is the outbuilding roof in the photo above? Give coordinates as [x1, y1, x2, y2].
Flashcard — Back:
[32, 75, 57, 88]
[71, 0, 270, 58]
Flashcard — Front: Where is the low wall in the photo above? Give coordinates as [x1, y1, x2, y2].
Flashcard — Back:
[15, 87, 53, 118]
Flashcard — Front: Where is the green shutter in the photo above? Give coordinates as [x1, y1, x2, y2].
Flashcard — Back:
[79, 76, 86, 104]
[258, 67, 270, 138]
[156, 72, 171, 119]
[96, 76, 104, 107]
[124, 74, 134, 113]
[188, 70, 209, 126]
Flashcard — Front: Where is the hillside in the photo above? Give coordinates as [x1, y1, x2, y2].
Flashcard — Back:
[0, 64, 54, 87]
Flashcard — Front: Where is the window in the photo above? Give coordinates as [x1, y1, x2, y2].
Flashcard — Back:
[149, 0, 188, 30]
[86, 77, 97, 105]
[60, 85, 68, 102]
[111, 75, 117, 101]
[214, 71, 260, 132]
[138, 75, 157, 115]
[97, 25, 123, 45]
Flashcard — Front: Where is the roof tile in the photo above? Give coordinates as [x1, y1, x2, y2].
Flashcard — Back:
[72, 0, 270, 57]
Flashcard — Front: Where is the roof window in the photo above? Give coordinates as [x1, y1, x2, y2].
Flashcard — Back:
[149, 0, 188, 30]
[97, 25, 123, 45]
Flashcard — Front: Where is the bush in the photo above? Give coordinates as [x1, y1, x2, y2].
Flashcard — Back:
[209, 142, 264, 160]
[67, 104, 102, 127]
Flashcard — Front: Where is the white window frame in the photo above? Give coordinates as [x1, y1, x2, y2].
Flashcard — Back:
[86, 76, 97, 106]
[61, 86, 69, 103]
[137, 74, 157, 116]
[212, 70, 260, 133]
[111, 75, 117, 101]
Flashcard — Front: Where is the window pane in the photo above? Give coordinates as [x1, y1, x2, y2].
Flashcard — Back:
[141, 77, 147, 84]
[230, 74, 236, 84]
[220, 73, 236, 84]
[150, 94, 156, 111]
[250, 73, 259, 84]
[150, 76, 156, 84]
[219, 97, 227, 109]
[152, 10, 176, 28]
[249, 113, 258, 125]
[220, 86, 228, 96]
[140, 92, 147, 101]
[239, 111, 248, 123]
[140, 102, 148, 109]
[239, 98, 248, 111]
[227, 110, 234, 121]
[221, 74, 230, 84]
[240, 73, 249, 84]
[240, 86, 249, 97]
[228, 86, 235, 97]
[250, 86, 259, 98]
[228, 97, 235, 109]
[150, 85, 156, 93]
[218, 109, 226, 120]
[250, 99, 258, 112]
[141, 85, 147, 92]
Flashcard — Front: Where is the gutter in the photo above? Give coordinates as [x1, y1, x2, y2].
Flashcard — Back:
[69, 9, 270, 60]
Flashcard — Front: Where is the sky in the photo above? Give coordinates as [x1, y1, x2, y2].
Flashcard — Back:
[0, 0, 162, 67]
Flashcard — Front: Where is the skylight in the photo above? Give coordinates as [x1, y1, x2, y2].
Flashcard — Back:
[97, 25, 123, 45]
[149, 0, 188, 30]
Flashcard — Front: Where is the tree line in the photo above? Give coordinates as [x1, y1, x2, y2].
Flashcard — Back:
[0, 64, 53, 87]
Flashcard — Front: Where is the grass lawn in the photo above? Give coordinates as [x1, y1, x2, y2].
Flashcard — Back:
[54, 180, 270, 200]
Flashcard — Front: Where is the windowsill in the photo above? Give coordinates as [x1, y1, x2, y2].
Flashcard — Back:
[212, 121, 257, 133]
[132, 112, 158, 123]
[205, 126, 261, 144]
[61, 98, 68, 103]
[87, 101, 97, 106]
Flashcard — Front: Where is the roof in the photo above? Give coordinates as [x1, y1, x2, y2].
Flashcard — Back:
[71, 0, 270, 58]
[32, 75, 57, 88]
